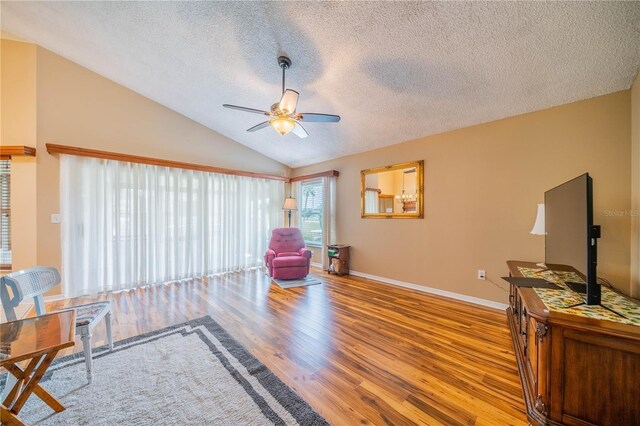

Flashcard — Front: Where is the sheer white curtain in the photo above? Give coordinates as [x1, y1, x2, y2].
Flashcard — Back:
[60, 155, 283, 297]
[321, 176, 337, 270]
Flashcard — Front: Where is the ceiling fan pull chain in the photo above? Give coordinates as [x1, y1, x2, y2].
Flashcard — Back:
[282, 65, 285, 95]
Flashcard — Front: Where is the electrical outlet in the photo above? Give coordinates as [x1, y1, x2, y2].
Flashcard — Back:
[51, 213, 61, 224]
[477, 269, 486, 280]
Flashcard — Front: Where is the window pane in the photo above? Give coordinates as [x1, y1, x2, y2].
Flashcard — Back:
[301, 180, 323, 245]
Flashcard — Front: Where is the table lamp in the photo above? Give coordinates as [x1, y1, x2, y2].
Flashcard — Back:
[283, 197, 297, 227]
[530, 203, 545, 235]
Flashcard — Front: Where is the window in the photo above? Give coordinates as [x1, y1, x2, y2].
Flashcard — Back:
[0, 159, 11, 269]
[300, 179, 323, 246]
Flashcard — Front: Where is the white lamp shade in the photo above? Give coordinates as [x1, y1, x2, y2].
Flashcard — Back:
[283, 197, 297, 210]
[530, 203, 546, 235]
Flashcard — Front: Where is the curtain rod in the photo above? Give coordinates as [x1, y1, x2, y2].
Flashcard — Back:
[46, 143, 290, 182]
[0, 145, 36, 159]
[47, 144, 339, 184]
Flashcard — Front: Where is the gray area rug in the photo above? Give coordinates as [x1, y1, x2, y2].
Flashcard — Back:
[272, 276, 322, 289]
[0, 316, 328, 426]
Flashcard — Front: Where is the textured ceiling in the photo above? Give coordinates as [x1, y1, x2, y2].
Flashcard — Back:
[2, 2, 640, 168]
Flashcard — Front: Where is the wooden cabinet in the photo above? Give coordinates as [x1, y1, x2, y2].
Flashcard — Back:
[327, 245, 350, 276]
[507, 261, 640, 426]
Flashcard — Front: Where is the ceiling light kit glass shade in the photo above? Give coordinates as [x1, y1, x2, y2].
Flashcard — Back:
[270, 117, 296, 136]
[530, 203, 546, 235]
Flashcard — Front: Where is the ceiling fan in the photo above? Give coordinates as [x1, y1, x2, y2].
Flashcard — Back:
[223, 56, 340, 139]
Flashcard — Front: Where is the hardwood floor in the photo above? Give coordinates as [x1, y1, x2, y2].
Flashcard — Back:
[38, 268, 527, 425]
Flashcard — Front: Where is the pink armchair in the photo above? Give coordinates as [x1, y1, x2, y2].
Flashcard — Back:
[265, 228, 312, 279]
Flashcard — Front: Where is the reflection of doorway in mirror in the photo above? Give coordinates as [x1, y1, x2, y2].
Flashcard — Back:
[366, 170, 396, 213]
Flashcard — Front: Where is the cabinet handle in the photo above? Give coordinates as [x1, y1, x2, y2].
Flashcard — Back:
[535, 323, 548, 342]
[535, 395, 547, 415]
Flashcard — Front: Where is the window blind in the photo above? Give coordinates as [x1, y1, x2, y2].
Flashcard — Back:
[300, 179, 324, 245]
[0, 159, 11, 268]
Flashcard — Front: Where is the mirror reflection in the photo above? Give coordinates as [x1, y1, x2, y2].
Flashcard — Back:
[361, 160, 423, 218]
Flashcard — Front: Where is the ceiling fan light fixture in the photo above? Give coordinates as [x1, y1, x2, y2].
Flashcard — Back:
[223, 55, 340, 138]
[270, 117, 296, 136]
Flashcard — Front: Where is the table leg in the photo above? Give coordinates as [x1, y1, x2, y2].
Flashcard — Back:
[5, 350, 64, 415]
[2, 357, 40, 408]
[1, 406, 27, 426]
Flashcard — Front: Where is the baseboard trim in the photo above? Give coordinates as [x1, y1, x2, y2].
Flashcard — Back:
[310, 261, 323, 268]
[349, 270, 509, 311]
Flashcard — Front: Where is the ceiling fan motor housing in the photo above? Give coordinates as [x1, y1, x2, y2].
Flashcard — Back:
[270, 103, 283, 115]
[278, 56, 292, 69]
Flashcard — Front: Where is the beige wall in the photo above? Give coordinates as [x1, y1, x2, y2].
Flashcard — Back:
[2, 40, 288, 294]
[632, 71, 640, 298]
[10, 157, 37, 271]
[1, 40, 37, 146]
[292, 91, 632, 303]
[1, 40, 38, 272]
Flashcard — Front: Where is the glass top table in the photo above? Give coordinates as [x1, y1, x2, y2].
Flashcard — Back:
[1, 310, 76, 426]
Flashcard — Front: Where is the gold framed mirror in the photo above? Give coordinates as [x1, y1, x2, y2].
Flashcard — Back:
[361, 160, 424, 219]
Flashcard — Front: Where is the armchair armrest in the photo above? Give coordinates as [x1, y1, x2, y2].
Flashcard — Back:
[299, 248, 312, 260]
[265, 249, 276, 263]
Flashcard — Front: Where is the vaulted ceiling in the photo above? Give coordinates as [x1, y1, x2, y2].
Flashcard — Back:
[2, 2, 639, 167]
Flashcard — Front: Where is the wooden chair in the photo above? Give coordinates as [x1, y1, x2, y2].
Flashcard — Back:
[0, 267, 113, 385]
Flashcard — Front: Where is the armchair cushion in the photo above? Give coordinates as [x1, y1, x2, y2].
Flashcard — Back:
[272, 256, 309, 268]
[277, 252, 300, 257]
[59, 301, 112, 327]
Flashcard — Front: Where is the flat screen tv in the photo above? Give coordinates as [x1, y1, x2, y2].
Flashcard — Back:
[545, 173, 601, 305]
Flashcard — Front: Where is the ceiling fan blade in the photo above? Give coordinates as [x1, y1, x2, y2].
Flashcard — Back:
[278, 89, 299, 115]
[223, 104, 271, 116]
[246, 121, 271, 132]
[296, 113, 341, 123]
[291, 122, 309, 139]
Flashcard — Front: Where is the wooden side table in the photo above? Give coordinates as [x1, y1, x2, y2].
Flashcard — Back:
[1, 310, 76, 426]
[327, 244, 350, 276]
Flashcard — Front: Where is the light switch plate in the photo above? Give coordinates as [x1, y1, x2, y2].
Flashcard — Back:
[51, 213, 61, 224]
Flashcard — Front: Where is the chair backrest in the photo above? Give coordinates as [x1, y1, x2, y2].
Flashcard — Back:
[269, 227, 306, 254]
[0, 266, 60, 321]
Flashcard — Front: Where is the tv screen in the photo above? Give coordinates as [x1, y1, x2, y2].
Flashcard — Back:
[545, 173, 600, 304]
[545, 174, 590, 276]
